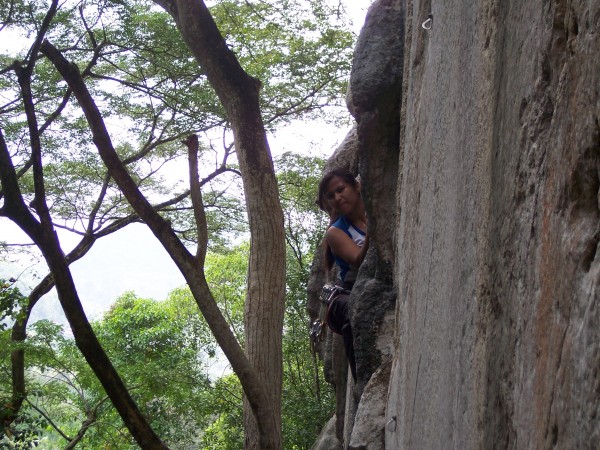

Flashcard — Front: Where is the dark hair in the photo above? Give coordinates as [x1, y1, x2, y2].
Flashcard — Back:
[317, 168, 359, 212]
[317, 168, 359, 271]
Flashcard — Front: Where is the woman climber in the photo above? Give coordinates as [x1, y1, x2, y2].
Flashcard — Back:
[317, 168, 369, 381]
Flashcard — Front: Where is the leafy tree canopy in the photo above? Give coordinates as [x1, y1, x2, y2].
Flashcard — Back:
[1, 290, 218, 448]
[1, 153, 335, 448]
[1, 0, 350, 445]
[0, 278, 28, 330]
[1, 0, 354, 254]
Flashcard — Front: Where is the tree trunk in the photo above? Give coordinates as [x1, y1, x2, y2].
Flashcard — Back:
[41, 8, 286, 441]
[151, 1, 286, 447]
[0, 130, 169, 450]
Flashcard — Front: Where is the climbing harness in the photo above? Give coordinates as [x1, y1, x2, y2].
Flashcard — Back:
[320, 284, 351, 306]
[309, 284, 352, 349]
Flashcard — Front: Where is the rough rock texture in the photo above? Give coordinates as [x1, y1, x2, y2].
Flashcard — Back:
[310, 0, 599, 448]
[325, 127, 360, 174]
[349, 0, 403, 396]
[310, 415, 342, 450]
[307, 0, 405, 445]
[387, 0, 600, 449]
[349, 325, 394, 450]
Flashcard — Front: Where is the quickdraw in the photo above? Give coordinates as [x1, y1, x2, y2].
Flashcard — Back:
[310, 318, 326, 346]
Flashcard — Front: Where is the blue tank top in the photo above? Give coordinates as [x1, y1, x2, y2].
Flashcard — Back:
[330, 216, 366, 284]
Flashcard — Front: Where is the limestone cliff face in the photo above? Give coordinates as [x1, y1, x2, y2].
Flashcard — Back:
[311, 0, 599, 449]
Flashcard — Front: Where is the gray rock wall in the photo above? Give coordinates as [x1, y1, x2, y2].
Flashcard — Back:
[387, 0, 599, 449]
[311, 0, 599, 448]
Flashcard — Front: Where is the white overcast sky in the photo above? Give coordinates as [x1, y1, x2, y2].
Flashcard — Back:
[0, 0, 372, 325]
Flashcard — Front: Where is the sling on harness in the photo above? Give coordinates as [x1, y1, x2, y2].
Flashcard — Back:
[309, 284, 351, 342]
[314, 283, 357, 380]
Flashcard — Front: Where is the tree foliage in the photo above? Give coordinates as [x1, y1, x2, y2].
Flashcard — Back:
[1, 0, 353, 446]
[1, 0, 353, 250]
[276, 153, 335, 449]
[2, 291, 216, 448]
[1, 154, 335, 448]
[0, 278, 27, 330]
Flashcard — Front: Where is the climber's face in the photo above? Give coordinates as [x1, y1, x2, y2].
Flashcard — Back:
[325, 176, 361, 216]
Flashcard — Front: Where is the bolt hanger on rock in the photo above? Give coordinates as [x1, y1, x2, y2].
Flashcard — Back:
[422, 13, 433, 30]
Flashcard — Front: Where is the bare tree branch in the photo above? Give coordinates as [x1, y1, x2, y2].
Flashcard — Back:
[39, 36, 272, 447]
[151, 2, 286, 447]
[182, 134, 208, 264]
[25, 398, 73, 442]
[1, 46, 170, 450]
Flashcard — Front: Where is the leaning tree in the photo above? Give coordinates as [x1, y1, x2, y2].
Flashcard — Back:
[0, 0, 354, 447]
